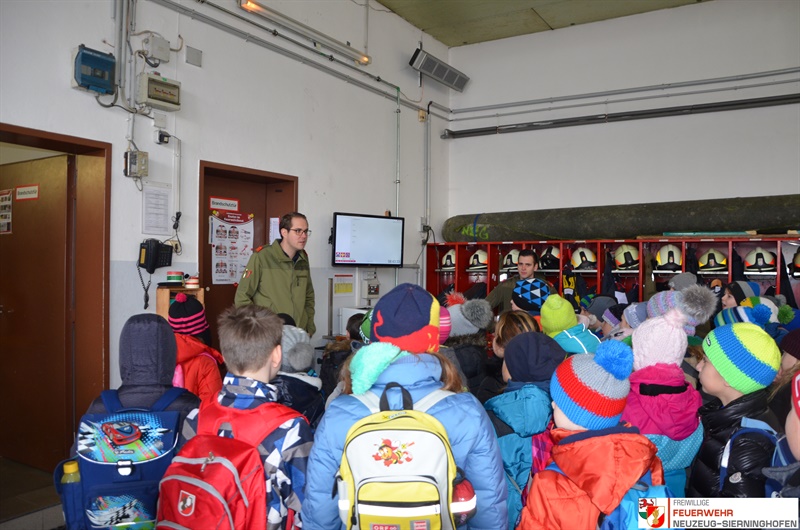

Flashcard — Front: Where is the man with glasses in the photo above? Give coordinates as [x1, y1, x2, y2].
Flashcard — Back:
[235, 212, 316, 336]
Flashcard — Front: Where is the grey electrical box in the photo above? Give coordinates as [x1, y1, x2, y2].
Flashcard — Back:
[146, 35, 171, 63]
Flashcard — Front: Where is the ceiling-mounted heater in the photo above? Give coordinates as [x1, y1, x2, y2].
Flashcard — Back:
[409, 48, 469, 92]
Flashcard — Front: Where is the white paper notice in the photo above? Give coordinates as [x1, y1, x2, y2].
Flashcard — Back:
[269, 217, 280, 244]
[142, 183, 173, 235]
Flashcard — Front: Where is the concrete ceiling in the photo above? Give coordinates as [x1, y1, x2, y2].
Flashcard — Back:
[375, 0, 710, 47]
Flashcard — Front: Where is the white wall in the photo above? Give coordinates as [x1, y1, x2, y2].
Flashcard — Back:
[0, 0, 451, 387]
[447, 0, 800, 215]
[3, 0, 799, 387]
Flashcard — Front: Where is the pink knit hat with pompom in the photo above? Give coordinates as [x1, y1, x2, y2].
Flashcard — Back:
[632, 309, 688, 371]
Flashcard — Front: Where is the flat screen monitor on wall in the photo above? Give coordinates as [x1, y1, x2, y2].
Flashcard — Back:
[332, 212, 404, 267]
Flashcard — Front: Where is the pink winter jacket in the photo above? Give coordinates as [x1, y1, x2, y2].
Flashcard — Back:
[621, 363, 701, 440]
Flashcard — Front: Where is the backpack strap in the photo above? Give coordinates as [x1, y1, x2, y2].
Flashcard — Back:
[100, 389, 124, 413]
[379, 382, 414, 411]
[719, 417, 778, 488]
[354, 385, 453, 414]
[196, 399, 302, 447]
[413, 388, 454, 413]
[150, 387, 187, 411]
[100, 386, 186, 414]
[353, 390, 381, 414]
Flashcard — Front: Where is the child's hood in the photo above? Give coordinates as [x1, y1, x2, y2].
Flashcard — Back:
[119, 314, 177, 386]
[174, 333, 224, 365]
[623, 363, 702, 440]
[485, 385, 552, 437]
[550, 425, 662, 514]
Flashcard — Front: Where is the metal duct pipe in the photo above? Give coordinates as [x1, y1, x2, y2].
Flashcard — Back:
[442, 94, 800, 139]
[442, 195, 800, 242]
[452, 67, 800, 115]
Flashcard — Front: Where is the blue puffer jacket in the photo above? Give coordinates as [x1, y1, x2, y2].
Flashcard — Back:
[646, 423, 704, 496]
[304, 352, 508, 529]
[484, 384, 552, 528]
[553, 323, 600, 355]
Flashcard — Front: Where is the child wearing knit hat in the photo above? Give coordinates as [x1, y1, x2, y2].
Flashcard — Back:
[518, 341, 665, 530]
[442, 293, 495, 401]
[623, 302, 649, 330]
[270, 324, 325, 429]
[541, 294, 600, 355]
[483, 332, 565, 528]
[511, 278, 550, 315]
[721, 281, 761, 309]
[761, 371, 800, 498]
[687, 323, 782, 498]
[600, 303, 629, 338]
[646, 284, 718, 336]
[621, 309, 703, 496]
[167, 293, 225, 402]
[579, 294, 616, 333]
[304, 283, 508, 528]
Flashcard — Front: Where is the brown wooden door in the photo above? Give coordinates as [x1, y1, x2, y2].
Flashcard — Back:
[200, 163, 297, 351]
[0, 156, 70, 472]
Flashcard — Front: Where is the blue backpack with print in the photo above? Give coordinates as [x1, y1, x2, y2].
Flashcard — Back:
[55, 387, 185, 529]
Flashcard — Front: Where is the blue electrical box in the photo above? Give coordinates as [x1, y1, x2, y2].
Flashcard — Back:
[73, 44, 116, 95]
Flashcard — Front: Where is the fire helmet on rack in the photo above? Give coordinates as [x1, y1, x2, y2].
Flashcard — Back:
[744, 246, 777, 272]
[467, 249, 488, 270]
[441, 249, 456, 271]
[698, 248, 728, 272]
[570, 247, 597, 270]
[656, 244, 682, 271]
[614, 244, 639, 270]
[539, 246, 561, 270]
[501, 249, 520, 271]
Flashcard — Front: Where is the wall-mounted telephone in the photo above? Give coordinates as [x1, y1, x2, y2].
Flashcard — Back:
[138, 238, 173, 274]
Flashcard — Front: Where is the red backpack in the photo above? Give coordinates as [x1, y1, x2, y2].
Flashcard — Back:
[156, 399, 300, 530]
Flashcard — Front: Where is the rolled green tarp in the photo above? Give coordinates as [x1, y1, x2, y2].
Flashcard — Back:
[442, 194, 800, 242]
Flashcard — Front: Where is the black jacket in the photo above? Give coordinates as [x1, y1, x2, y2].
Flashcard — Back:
[270, 372, 325, 431]
[687, 389, 781, 498]
[81, 314, 200, 450]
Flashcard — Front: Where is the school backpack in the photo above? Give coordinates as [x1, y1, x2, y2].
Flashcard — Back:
[545, 462, 674, 530]
[156, 399, 300, 530]
[720, 416, 780, 497]
[336, 382, 469, 530]
[54, 387, 186, 529]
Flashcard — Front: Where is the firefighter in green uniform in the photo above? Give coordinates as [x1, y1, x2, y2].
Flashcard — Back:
[234, 212, 316, 336]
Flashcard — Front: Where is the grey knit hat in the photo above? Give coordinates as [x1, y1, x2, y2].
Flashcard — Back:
[448, 299, 493, 337]
[669, 272, 697, 292]
[623, 302, 649, 329]
[281, 325, 315, 372]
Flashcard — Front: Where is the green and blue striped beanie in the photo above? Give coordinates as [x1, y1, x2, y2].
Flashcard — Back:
[702, 323, 780, 394]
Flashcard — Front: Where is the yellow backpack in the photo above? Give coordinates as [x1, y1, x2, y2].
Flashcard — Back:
[336, 383, 457, 530]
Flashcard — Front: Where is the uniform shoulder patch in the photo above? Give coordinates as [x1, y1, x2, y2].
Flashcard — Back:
[254, 245, 264, 253]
